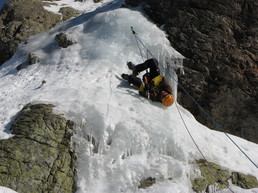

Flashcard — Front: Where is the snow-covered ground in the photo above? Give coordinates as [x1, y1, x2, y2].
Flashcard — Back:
[0, 0, 257, 192]
[43, 0, 115, 13]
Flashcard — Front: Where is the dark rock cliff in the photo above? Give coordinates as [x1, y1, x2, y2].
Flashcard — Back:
[0, 104, 76, 193]
[143, 0, 258, 144]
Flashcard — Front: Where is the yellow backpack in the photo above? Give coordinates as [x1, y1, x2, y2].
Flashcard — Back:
[139, 75, 163, 92]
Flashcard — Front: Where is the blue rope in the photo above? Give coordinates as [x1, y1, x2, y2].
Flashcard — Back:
[130, 27, 258, 169]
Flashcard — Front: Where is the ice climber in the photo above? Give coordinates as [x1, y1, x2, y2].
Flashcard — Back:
[121, 58, 174, 107]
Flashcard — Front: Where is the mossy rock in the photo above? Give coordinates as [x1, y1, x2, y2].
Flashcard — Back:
[55, 32, 76, 48]
[192, 178, 208, 192]
[59, 7, 82, 21]
[138, 177, 156, 189]
[192, 159, 258, 192]
[192, 159, 230, 192]
[232, 172, 258, 189]
[0, 104, 76, 193]
[198, 159, 230, 186]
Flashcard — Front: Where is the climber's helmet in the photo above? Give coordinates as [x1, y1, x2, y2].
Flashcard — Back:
[161, 91, 174, 107]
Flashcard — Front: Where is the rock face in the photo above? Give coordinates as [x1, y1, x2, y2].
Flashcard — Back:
[55, 32, 76, 48]
[59, 7, 81, 21]
[144, 0, 258, 143]
[0, 0, 81, 66]
[0, 104, 76, 193]
[192, 159, 258, 192]
[232, 172, 258, 189]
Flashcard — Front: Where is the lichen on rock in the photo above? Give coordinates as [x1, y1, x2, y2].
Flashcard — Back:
[59, 7, 82, 21]
[192, 159, 230, 192]
[192, 159, 258, 192]
[231, 172, 258, 189]
[0, 103, 77, 193]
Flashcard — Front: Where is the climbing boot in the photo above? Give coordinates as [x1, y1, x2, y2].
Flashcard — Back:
[127, 62, 138, 75]
[121, 73, 129, 81]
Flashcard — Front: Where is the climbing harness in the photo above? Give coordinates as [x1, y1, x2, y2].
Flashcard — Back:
[139, 75, 163, 91]
[130, 26, 258, 170]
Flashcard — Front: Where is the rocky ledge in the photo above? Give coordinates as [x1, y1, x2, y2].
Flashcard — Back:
[192, 159, 258, 192]
[0, 0, 81, 66]
[137, 159, 258, 192]
[0, 104, 76, 193]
